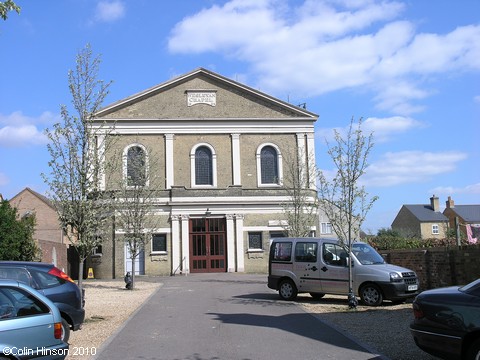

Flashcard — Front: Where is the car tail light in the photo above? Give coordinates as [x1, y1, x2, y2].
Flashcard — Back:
[54, 322, 63, 339]
[48, 267, 74, 283]
[413, 303, 424, 319]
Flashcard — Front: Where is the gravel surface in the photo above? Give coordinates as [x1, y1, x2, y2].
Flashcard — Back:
[67, 279, 438, 360]
[298, 294, 438, 360]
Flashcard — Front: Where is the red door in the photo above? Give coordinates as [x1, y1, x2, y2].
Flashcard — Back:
[190, 218, 227, 273]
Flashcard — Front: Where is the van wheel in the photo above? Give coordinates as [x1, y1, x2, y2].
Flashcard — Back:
[310, 292, 325, 300]
[279, 279, 298, 301]
[360, 284, 383, 306]
[61, 318, 71, 343]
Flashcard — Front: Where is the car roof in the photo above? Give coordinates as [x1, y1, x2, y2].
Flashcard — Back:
[0, 261, 54, 268]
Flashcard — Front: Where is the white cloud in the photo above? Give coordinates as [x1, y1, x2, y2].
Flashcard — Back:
[94, 1, 125, 23]
[363, 116, 424, 142]
[0, 173, 8, 187]
[430, 183, 480, 195]
[363, 150, 467, 186]
[168, 0, 480, 115]
[0, 111, 58, 148]
[316, 115, 424, 143]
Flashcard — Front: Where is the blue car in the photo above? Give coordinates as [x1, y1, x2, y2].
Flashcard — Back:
[0, 262, 85, 343]
[0, 279, 69, 359]
[410, 278, 480, 360]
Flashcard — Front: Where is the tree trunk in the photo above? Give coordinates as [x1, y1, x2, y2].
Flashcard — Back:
[130, 256, 136, 290]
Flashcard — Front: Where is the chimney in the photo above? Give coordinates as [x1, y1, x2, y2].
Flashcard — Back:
[430, 195, 440, 212]
[446, 196, 455, 209]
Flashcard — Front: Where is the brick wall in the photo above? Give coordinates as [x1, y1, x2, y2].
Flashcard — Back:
[380, 245, 480, 290]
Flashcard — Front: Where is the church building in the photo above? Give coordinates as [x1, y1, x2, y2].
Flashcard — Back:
[90, 68, 319, 277]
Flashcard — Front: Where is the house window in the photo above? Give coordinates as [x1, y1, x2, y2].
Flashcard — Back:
[256, 143, 283, 186]
[248, 232, 263, 250]
[432, 224, 439, 235]
[125, 145, 147, 187]
[152, 234, 167, 253]
[321, 222, 332, 234]
[270, 231, 287, 239]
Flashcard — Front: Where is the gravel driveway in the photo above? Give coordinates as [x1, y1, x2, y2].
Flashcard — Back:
[68, 277, 439, 360]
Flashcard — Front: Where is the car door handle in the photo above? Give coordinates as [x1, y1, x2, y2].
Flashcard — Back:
[309, 266, 318, 271]
[321, 266, 328, 272]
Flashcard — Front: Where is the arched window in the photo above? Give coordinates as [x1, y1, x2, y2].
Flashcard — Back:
[257, 143, 283, 186]
[190, 143, 217, 187]
[260, 146, 278, 184]
[125, 145, 147, 187]
[195, 146, 213, 185]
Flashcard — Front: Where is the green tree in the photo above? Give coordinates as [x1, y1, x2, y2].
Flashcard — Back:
[317, 117, 378, 307]
[0, 0, 20, 20]
[0, 200, 39, 260]
[42, 44, 115, 293]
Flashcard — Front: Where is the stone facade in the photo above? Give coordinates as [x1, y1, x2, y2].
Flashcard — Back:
[90, 68, 318, 278]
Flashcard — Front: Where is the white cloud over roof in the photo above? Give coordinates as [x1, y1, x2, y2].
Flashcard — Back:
[168, 0, 480, 115]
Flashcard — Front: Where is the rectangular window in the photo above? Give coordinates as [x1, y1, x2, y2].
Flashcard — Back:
[270, 231, 286, 239]
[152, 234, 167, 253]
[432, 224, 439, 235]
[295, 242, 318, 262]
[321, 222, 332, 234]
[272, 242, 292, 262]
[248, 232, 263, 250]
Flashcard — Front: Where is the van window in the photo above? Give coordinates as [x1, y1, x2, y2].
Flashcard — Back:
[295, 242, 317, 262]
[323, 243, 348, 266]
[272, 242, 292, 261]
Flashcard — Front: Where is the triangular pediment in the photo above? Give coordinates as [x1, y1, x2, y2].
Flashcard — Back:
[95, 68, 317, 121]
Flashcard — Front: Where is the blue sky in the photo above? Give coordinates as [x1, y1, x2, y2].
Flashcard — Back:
[0, 0, 479, 233]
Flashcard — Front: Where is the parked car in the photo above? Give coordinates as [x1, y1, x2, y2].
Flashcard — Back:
[0, 261, 85, 342]
[410, 278, 480, 360]
[0, 279, 69, 359]
[268, 238, 419, 305]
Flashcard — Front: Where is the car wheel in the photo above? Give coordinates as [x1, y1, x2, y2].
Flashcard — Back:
[61, 317, 71, 343]
[279, 279, 298, 301]
[309, 292, 325, 300]
[466, 338, 480, 360]
[360, 284, 383, 306]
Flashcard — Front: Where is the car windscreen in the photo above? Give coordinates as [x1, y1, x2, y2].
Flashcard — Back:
[459, 278, 480, 295]
[352, 243, 386, 265]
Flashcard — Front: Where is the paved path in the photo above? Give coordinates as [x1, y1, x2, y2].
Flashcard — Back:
[96, 273, 384, 360]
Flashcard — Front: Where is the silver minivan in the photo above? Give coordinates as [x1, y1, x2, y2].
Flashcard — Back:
[267, 238, 419, 306]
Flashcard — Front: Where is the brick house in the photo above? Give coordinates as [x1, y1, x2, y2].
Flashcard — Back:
[443, 196, 480, 243]
[391, 195, 449, 239]
[89, 68, 319, 278]
[8, 187, 68, 271]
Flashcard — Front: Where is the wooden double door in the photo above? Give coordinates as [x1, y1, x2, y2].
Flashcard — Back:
[189, 218, 227, 273]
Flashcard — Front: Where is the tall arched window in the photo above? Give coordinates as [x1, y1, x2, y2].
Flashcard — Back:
[195, 146, 213, 185]
[257, 143, 282, 186]
[126, 145, 147, 187]
[190, 143, 217, 187]
[261, 146, 278, 184]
